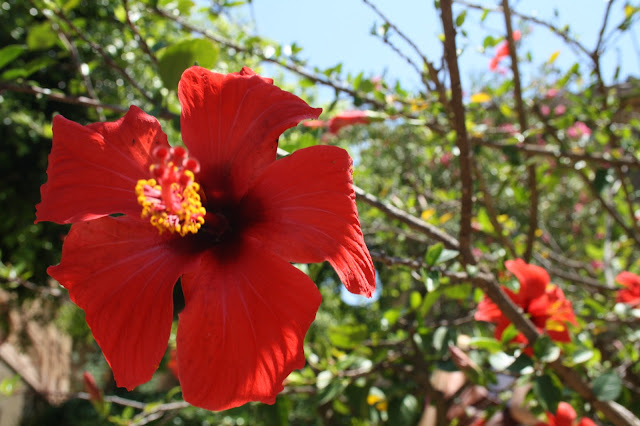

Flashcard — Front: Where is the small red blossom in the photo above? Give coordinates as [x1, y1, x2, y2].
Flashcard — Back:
[489, 30, 521, 72]
[615, 271, 640, 307]
[36, 66, 376, 410]
[301, 119, 327, 129]
[328, 110, 371, 134]
[475, 259, 577, 349]
[536, 402, 596, 426]
[83, 371, 103, 403]
[167, 348, 179, 380]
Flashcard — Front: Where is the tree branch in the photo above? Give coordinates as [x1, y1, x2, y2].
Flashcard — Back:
[440, 0, 476, 265]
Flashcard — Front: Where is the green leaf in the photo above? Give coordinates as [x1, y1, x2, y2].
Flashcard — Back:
[388, 394, 419, 426]
[0, 45, 26, 70]
[424, 242, 444, 266]
[469, 336, 502, 353]
[443, 283, 471, 300]
[592, 371, 622, 401]
[157, 38, 219, 89]
[409, 291, 422, 310]
[328, 324, 367, 349]
[533, 335, 560, 363]
[1, 57, 57, 80]
[593, 168, 608, 193]
[533, 374, 562, 412]
[383, 308, 401, 326]
[500, 323, 519, 344]
[439, 249, 459, 263]
[507, 354, 534, 374]
[419, 288, 441, 317]
[455, 11, 467, 27]
[159, 0, 194, 14]
[27, 22, 58, 51]
[571, 348, 594, 365]
[62, 0, 82, 11]
[0, 375, 20, 396]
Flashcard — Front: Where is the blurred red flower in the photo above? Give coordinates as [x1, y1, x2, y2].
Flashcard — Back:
[616, 271, 640, 307]
[489, 30, 521, 72]
[36, 66, 376, 410]
[475, 259, 577, 349]
[536, 401, 596, 426]
[301, 119, 327, 129]
[328, 110, 371, 134]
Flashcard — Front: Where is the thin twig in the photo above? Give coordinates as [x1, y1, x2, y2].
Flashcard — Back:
[354, 186, 461, 250]
[453, 0, 591, 57]
[0, 83, 176, 120]
[575, 168, 640, 247]
[501, 0, 537, 263]
[153, 6, 387, 111]
[361, 0, 451, 112]
[473, 164, 517, 258]
[55, 29, 105, 120]
[45, 2, 156, 103]
[595, 0, 616, 56]
[474, 138, 640, 168]
[123, 0, 158, 65]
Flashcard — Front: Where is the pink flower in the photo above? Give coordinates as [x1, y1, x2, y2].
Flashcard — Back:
[541, 105, 551, 116]
[440, 151, 454, 167]
[554, 104, 566, 115]
[545, 88, 558, 98]
[498, 123, 517, 134]
[567, 121, 591, 139]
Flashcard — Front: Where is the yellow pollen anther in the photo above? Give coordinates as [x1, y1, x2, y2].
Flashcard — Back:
[135, 148, 206, 236]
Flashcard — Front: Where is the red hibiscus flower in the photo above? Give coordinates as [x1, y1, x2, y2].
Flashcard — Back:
[475, 259, 577, 349]
[328, 110, 371, 134]
[35, 66, 376, 410]
[535, 401, 596, 426]
[616, 271, 640, 307]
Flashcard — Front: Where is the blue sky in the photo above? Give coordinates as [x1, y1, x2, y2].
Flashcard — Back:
[236, 0, 639, 96]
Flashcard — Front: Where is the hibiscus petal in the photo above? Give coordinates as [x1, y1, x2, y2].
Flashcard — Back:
[474, 296, 502, 322]
[505, 259, 549, 306]
[36, 106, 169, 224]
[48, 216, 200, 390]
[178, 66, 322, 200]
[243, 145, 376, 297]
[176, 238, 322, 410]
[616, 271, 640, 289]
